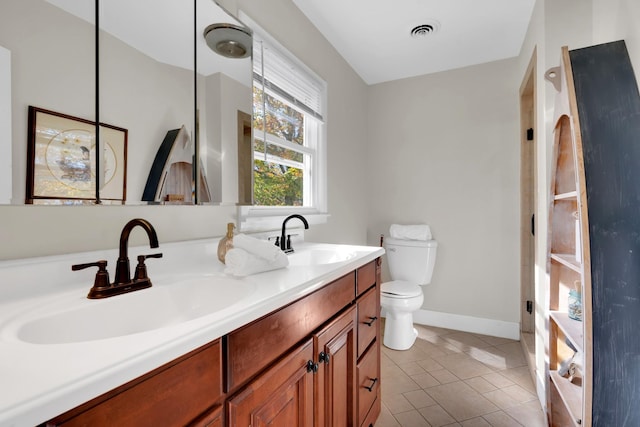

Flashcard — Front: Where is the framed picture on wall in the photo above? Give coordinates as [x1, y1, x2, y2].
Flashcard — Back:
[25, 106, 127, 204]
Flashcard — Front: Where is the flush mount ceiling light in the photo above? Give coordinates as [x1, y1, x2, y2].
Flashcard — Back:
[204, 23, 252, 59]
[410, 21, 441, 39]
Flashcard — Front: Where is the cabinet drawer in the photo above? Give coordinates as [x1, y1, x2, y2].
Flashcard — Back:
[357, 286, 378, 358]
[357, 344, 379, 427]
[356, 261, 376, 296]
[226, 272, 355, 391]
[49, 340, 223, 426]
[360, 398, 381, 427]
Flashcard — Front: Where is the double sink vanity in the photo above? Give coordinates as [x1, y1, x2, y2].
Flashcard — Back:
[0, 227, 384, 426]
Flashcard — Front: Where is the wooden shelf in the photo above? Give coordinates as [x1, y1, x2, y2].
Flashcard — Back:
[550, 371, 583, 427]
[550, 311, 583, 353]
[550, 253, 581, 273]
[554, 191, 578, 200]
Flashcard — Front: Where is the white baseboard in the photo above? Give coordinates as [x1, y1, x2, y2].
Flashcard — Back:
[411, 309, 520, 340]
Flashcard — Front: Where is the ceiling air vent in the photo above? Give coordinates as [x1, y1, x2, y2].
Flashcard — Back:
[410, 22, 440, 39]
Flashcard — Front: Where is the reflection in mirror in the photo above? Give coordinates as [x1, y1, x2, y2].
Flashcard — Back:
[97, 0, 252, 205]
[197, 0, 253, 205]
[99, 0, 196, 204]
[0, 0, 252, 206]
[0, 0, 96, 205]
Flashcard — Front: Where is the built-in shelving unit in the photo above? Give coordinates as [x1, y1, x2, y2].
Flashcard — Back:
[547, 47, 592, 427]
[547, 40, 640, 427]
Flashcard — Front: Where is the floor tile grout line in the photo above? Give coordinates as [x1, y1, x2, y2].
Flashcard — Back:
[377, 324, 545, 427]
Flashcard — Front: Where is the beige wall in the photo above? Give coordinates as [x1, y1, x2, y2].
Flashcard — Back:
[592, 0, 640, 81]
[366, 58, 521, 325]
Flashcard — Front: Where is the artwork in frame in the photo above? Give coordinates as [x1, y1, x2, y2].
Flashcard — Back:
[26, 106, 127, 204]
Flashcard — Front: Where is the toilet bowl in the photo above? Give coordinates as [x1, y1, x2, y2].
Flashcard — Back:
[381, 281, 424, 350]
[381, 236, 437, 351]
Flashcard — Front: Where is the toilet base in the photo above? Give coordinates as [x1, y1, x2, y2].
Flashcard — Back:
[383, 311, 418, 350]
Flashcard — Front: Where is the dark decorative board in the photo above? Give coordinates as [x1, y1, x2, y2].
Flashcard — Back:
[570, 40, 640, 426]
[142, 128, 181, 202]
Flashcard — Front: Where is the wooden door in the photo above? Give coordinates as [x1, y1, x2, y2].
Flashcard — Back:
[227, 339, 315, 427]
[314, 307, 357, 427]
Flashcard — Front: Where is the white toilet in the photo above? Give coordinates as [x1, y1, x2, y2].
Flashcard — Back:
[381, 237, 437, 350]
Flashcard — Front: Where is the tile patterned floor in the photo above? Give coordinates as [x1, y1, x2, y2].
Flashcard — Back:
[375, 323, 547, 427]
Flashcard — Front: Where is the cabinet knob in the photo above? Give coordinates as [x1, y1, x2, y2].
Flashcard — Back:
[364, 316, 378, 326]
[319, 351, 330, 364]
[306, 360, 318, 373]
[364, 377, 378, 392]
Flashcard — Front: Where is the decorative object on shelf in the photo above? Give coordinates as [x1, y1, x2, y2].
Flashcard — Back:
[142, 125, 211, 204]
[568, 283, 582, 321]
[26, 106, 127, 204]
[217, 222, 235, 263]
[573, 211, 581, 261]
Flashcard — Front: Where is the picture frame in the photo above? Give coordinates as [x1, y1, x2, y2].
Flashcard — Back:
[26, 106, 127, 204]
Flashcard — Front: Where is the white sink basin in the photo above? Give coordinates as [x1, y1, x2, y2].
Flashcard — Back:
[8, 276, 253, 345]
[287, 248, 357, 266]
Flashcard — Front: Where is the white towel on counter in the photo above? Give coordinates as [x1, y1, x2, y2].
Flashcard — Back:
[232, 233, 282, 263]
[224, 248, 289, 277]
[389, 224, 432, 241]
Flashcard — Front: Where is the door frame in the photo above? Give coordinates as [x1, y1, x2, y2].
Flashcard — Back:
[519, 50, 537, 334]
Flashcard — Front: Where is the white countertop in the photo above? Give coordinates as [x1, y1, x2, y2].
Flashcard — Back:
[0, 238, 384, 426]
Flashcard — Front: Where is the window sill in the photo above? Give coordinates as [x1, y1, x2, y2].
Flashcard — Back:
[237, 206, 329, 233]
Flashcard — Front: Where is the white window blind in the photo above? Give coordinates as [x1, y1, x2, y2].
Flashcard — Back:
[253, 38, 324, 121]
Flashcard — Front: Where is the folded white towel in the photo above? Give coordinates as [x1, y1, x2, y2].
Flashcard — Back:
[232, 233, 282, 263]
[389, 224, 432, 241]
[224, 248, 289, 277]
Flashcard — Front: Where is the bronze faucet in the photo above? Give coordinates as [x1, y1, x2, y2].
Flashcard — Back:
[72, 218, 162, 299]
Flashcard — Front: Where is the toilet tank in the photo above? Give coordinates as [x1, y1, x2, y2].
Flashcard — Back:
[385, 237, 438, 285]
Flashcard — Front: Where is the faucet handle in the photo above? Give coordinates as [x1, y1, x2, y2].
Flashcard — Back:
[72, 260, 110, 289]
[138, 253, 163, 261]
[134, 253, 163, 280]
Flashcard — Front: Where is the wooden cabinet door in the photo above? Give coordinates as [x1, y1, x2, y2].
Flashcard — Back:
[227, 339, 315, 427]
[314, 307, 357, 427]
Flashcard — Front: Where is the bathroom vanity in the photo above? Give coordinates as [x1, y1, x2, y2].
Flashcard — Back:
[0, 239, 383, 426]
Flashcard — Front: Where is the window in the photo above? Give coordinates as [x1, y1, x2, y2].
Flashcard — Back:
[250, 24, 326, 211]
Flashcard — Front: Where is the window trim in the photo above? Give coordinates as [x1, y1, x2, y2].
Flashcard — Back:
[238, 12, 327, 232]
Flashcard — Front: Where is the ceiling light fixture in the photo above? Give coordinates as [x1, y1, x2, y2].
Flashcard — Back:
[203, 23, 252, 59]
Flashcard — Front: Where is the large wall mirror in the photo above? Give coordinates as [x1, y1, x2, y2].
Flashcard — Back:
[0, 0, 252, 205]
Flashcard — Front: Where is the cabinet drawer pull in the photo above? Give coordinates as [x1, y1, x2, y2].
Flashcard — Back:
[364, 316, 378, 326]
[364, 377, 378, 392]
[306, 360, 319, 373]
[319, 351, 330, 364]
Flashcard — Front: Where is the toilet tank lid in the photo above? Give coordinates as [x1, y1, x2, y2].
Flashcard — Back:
[381, 281, 423, 297]
[384, 237, 437, 248]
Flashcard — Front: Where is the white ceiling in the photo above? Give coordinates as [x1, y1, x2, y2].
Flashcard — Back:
[292, 0, 536, 85]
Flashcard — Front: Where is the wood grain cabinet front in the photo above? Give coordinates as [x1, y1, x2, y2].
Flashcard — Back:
[227, 339, 315, 427]
[357, 343, 380, 427]
[314, 306, 357, 427]
[47, 340, 223, 427]
[225, 271, 356, 393]
[356, 286, 378, 358]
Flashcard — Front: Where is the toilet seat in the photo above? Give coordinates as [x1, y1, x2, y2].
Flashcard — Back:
[381, 281, 422, 298]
